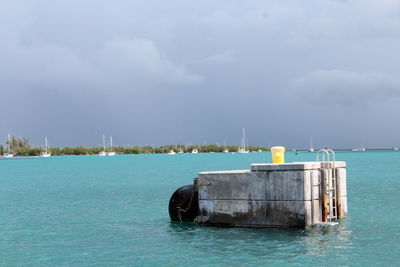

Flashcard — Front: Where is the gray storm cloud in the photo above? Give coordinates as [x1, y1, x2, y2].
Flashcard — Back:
[290, 70, 400, 107]
[1, 0, 400, 148]
[0, 37, 202, 91]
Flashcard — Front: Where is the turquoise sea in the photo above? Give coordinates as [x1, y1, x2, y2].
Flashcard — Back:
[1, 152, 400, 266]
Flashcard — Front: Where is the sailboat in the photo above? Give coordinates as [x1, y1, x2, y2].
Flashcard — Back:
[167, 150, 176, 155]
[191, 148, 198, 154]
[107, 136, 116, 156]
[98, 134, 107, 156]
[237, 128, 249, 153]
[3, 134, 14, 158]
[40, 136, 51, 157]
[223, 140, 229, 153]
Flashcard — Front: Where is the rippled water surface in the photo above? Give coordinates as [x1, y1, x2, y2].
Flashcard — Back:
[1, 152, 400, 266]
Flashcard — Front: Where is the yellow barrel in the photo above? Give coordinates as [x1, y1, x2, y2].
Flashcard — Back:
[271, 146, 285, 163]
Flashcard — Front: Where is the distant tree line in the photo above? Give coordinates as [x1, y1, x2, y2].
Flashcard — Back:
[0, 136, 270, 156]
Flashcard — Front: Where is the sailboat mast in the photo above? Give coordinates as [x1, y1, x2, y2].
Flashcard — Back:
[110, 136, 113, 149]
[45, 136, 48, 154]
[8, 134, 11, 152]
[103, 134, 106, 151]
[242, 128, 246, 149]
[310, 136, 313, 150]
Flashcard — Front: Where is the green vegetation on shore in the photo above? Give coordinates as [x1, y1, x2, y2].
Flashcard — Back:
[1, 136, 269, 156]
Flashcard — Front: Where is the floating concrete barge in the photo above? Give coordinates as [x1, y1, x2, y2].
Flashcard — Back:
[195, 161, 346, 227]
[170, 156, 347, 228]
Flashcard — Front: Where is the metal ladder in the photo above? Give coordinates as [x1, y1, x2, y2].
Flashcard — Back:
[317, 149, 337, 221]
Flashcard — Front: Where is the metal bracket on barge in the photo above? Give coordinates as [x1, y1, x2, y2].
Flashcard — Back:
[169, 149, 347, 228]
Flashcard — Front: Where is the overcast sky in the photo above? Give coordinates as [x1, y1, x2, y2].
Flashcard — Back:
[1, 0, 400, 148]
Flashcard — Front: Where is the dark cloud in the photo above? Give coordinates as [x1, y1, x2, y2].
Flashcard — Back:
[290, 70, 400, 107]
[1, 0, 400, 148]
